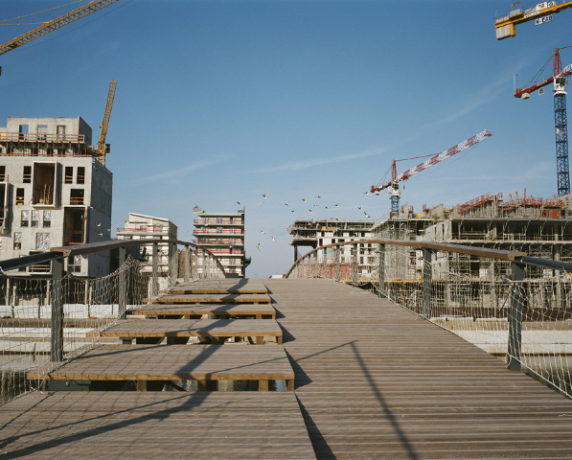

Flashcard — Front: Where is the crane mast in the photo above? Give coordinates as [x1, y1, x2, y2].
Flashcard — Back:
[370, 130, 493, 215]
[0, 0, 119, 56]
[97, 79, 116, 167]
[515, 47, 572, 196]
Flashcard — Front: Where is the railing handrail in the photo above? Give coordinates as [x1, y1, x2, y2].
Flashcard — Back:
[0, 238, 227, 275]
[285, 239, 530, 278]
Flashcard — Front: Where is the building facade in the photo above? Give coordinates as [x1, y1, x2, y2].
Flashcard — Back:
[0, 117, 112, 277]
[116, 213, 177, 275]
[193, 209, 248, 277]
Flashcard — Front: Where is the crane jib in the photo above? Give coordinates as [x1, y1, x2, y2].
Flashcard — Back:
[392, 130, 492, 184]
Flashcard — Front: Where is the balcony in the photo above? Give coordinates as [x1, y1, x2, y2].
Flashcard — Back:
[0, 132, 86, 143]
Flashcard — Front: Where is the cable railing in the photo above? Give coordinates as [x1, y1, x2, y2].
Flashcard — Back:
[286, 239, 572, 399]
[0, 238, 226, 403]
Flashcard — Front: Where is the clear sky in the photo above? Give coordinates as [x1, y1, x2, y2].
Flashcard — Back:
[1, 0, 571, 277]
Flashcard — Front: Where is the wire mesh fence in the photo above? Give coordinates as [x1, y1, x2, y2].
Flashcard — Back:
[0, 242, 227, 404]
[287, 241, 572, 399]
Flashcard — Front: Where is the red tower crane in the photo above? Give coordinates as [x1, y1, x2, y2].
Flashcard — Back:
[514, 47, 572, 196]
[370, 130, 493, 215]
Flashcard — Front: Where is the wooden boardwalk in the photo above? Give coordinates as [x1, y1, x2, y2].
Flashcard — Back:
[3, 277, 572, 459]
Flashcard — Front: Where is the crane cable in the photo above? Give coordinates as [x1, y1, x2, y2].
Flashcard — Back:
[0, 0, 88, 25]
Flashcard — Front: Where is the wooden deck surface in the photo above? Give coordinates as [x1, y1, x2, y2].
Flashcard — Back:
[7, 277, 572, 459]
[27, 343, 294, 388]
[165, 279, 268, 294]
[0, 392, 315, 459]
[144, 293, 272, 304]
[93, 318, 282, 344]
[129, 303, 276, 319]
[265, 278, 572, 459]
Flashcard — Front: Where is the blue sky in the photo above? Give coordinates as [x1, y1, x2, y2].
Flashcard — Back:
[1, 0, 571, 277]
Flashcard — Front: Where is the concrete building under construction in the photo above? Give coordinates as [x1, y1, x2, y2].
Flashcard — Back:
[0, 117, 112, 278]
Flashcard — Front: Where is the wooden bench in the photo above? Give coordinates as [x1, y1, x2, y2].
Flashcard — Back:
[27, 344, 295, 391]
[129, 303, 276, 319]
[144, 293, 272, 304]
[91, 319, 283, 345]
[165, 280, 268, 295]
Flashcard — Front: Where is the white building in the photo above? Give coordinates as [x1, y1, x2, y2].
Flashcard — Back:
[193, 209, 248, 277]
[116, 212, 177, 275]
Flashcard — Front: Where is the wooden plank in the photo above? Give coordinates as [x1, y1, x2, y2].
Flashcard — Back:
[165, 279, 268, 295]
[144, 293, 272, 304]
[129, 303, 276, 319]
[91, 319, 282, 344]
[0, 391, 316, 459]
[27, 343, 294, 384]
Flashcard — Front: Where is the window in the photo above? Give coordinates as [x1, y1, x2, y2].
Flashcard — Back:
[43, 211, 51, 227]
[21, 210, 29, 227]
[18, 125, 28, 141]
[16, 188, 24, 206]
[70, 189, 84, 205]
[68, 254, 82, 273]
[37, 125, 47, 141]
[13, 232, 21, 249]
[31, 210, 38, 227]
[36, 233, 50, 251]
[56, 125, 66, 141]
[0, 166, 5, 181]
[23, 166, 31, 183]
[65, 167, 73, 184]
[77, 167, 85, 184]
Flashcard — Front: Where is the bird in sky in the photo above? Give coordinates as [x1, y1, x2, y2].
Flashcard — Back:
[315, 195, 321, 199]
[309, 209, 313, 213]
[363, 210, 368, 216]
[256, 243, 261, 251]
[272, 236, 276, 241]
[364, 191, 370, 195]
[284, 202, 289, 206]
[334, 204, 339, 207]
[291, 210, 295, 213]
[235, 201, 241, 205]
[259, 202, 264, 206]
[260, 230, 265, 234]
[262, 194, 267, 199]
[302, 198, 307, 203]
[325, 206, 330, 209]
[358, 206, 363, 211]
[96, 223, 101, 227]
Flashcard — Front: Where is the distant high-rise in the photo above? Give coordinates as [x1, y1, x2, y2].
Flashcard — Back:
[193, 209, 249, 277]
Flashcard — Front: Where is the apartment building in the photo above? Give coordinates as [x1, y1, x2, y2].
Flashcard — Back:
[116, 213, 177, 275]
[193, 209, 248, 277]
[0, 116, 112, 277]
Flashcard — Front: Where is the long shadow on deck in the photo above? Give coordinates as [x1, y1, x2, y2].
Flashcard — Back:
[0, 392, 230, 459]
[350, 341, 420, 460]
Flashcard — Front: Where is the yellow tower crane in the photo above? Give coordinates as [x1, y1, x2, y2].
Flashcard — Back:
[495, 1, 572, 40]
[97, 79, 116, 167]
[0, 0, 119, 56]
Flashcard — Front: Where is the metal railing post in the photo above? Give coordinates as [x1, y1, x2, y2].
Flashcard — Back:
[322, 248, 327, 279]
[184, 245, 191, 283]
[507, 261, 525, 371]
[422, 248, 432, 319]
[314, 252, 319, 278]
[169, 243, 177, 287]
[378, 243, 385, 297]
[352, 244, 358, 286]
[152, 242, 159, 297]
[118, 247, 127, 319]
[51, 258, 64, 362]
[335, 246, 341, 282]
